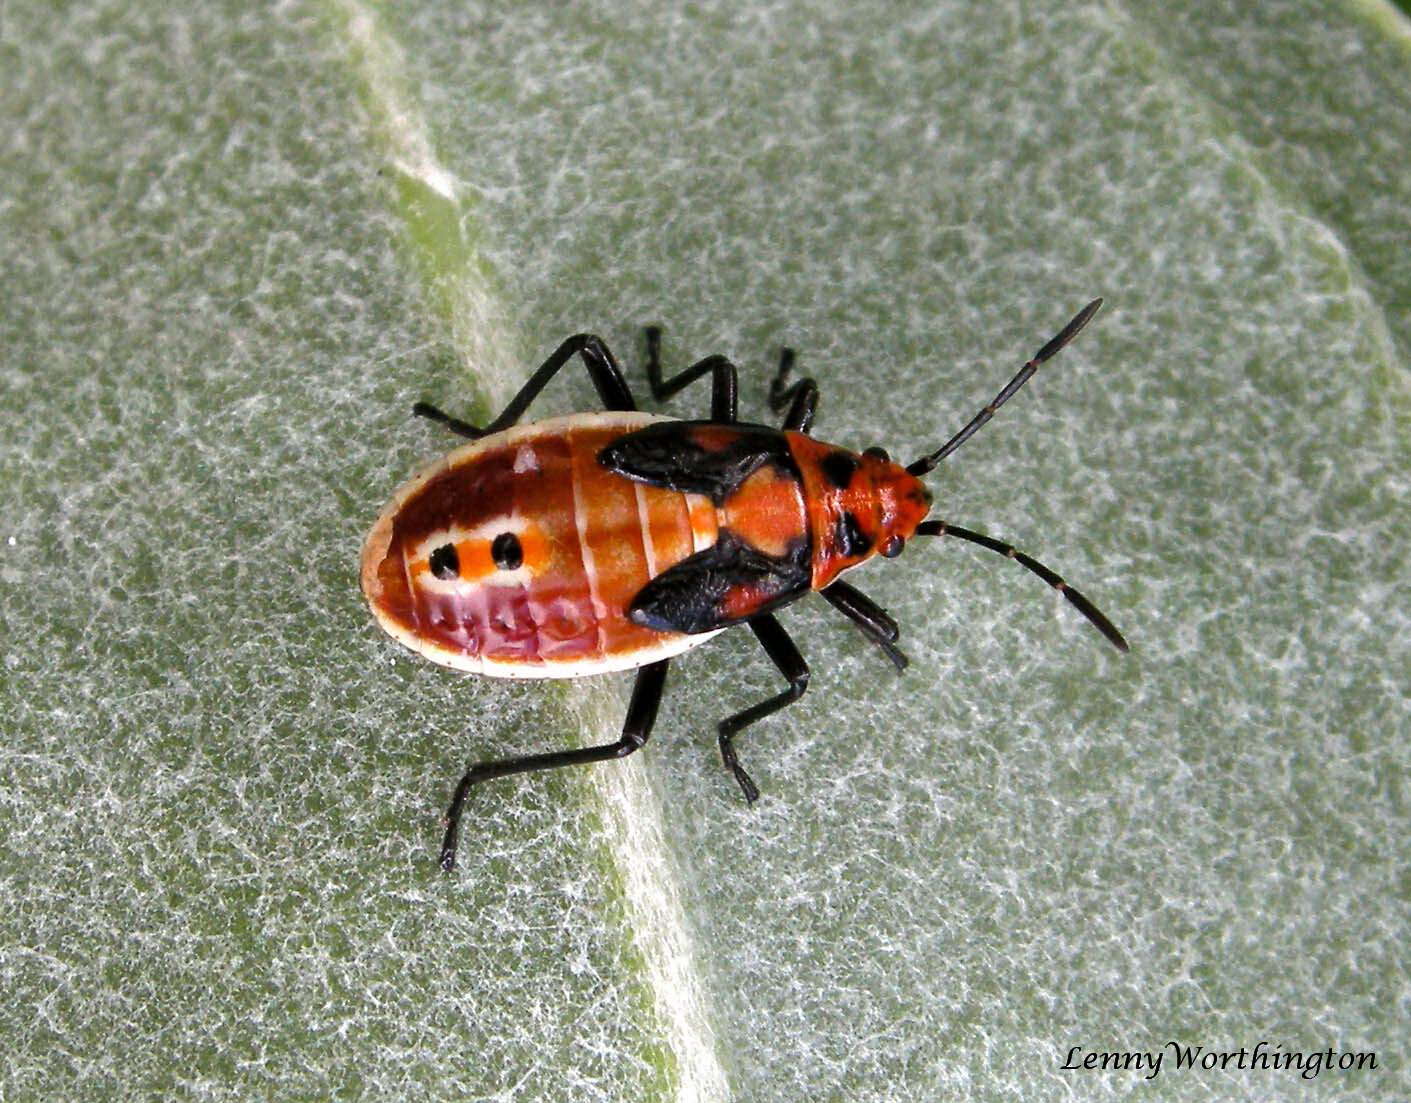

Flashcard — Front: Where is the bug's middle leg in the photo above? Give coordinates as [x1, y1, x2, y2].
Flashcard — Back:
[415, 333, 637, 439]
[438, 659, 670, 871]
[717, 614, 810, 804]
[642, 327, 739, 422]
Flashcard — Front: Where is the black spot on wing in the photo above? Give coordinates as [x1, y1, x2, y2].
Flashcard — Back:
[599, 421, 797, 505]
[627, 529, 811, 634]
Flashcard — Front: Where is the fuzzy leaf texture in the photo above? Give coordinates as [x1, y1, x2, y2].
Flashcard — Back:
[2, 1, 1408, 1099]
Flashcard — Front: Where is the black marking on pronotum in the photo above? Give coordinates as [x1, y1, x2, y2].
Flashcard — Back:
[863, 446, 890, 462]
[429, 543, 459, 579]
[821, 450, 860, 488]
[835, 511, 871, 558]
[491, 532, 523, 571]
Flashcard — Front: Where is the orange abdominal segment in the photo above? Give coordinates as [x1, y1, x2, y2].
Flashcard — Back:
[568, 425, 651, 654]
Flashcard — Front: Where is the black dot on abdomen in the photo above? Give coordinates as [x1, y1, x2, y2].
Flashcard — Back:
[430, 543, 460, 579]
[492, 532, 524, 570]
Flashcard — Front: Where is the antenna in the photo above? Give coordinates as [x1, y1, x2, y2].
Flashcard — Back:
[906, 298, 1103, 477]
[916, 520, 1128, 651]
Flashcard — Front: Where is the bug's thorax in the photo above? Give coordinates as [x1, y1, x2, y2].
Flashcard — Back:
[786, 433, 933, 590]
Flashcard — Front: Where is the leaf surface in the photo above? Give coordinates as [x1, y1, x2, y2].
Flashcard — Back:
[2, 1, 1407, 1098]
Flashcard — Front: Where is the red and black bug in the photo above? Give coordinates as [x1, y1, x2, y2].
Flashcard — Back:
[361, 300, 1128, 870]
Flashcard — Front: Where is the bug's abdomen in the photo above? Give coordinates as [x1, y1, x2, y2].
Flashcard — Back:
[361, 413, 724, 677]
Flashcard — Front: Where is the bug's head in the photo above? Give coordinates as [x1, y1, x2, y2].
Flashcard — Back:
[804, 440, 935, 590]
[856, 445, 933, 560]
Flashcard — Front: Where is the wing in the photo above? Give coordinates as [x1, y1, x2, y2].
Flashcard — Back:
[598, 420, 797, 505]
[627, 530, 811, 634]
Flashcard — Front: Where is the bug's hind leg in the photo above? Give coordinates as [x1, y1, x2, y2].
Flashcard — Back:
[415, 334, 638, 440]
[717, 614, 810, 804]
[819, 579, 909, 672]
[643, 326, 739, 422]
[768, 347, 818, 432]
[438, 659, 669, 871]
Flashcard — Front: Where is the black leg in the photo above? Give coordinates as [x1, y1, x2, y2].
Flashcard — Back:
[438, 659, 670, 871]
[768, 347, 818, 432]
[415, 333, 638, 440]
[643, 326, 738, 422]
[819, 579, 909, 671]
[717, 614, 810, 804]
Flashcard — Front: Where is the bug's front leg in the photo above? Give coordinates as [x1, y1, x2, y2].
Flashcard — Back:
[415, 333, 638, 439]
[439, 659, 670, 871]
[819, 579, 909, 671]
[717, 614, 810, 804]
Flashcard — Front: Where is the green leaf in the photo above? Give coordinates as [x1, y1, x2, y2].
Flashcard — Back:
[3, 0, 1407, 1098]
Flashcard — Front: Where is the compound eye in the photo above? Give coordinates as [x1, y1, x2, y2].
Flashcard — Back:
[863, 446, 891, 462]
[880, 535, 905, 559]
[491, 532, 523, 571]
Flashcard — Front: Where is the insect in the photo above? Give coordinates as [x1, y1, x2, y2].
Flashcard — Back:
[361, 300, 1128, 870]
